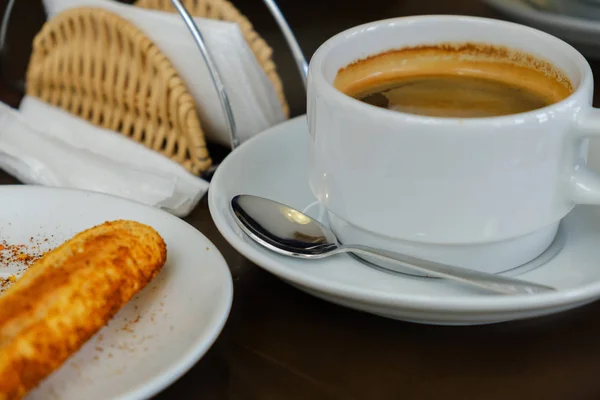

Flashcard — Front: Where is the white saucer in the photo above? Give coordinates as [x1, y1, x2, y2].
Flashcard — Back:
[209, 116, 600, 325]
[485, 0, 600, 59]
[0, 186, 233, 399]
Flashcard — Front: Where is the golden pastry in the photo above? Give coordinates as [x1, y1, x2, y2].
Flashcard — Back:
[0, 220, 167, 400]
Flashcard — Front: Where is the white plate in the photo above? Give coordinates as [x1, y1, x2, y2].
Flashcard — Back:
[0, 186, 232, 400]
[485, 0, 600, 58]
[209, 116, 600, 325]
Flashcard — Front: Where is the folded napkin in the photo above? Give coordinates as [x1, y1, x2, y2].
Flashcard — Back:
[0, 96, 208, 217]
[42, 0, 287, 147]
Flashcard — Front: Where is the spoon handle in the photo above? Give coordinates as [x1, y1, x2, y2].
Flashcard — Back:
[337, 244, 556, 295]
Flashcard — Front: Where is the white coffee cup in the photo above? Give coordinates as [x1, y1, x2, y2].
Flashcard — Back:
[307, 15, 600, 274]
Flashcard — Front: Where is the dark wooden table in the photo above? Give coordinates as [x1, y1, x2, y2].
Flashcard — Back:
[3, 1, 600, 399]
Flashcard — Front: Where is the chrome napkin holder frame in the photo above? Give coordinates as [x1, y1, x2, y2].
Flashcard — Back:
[0, 0, 308, 156]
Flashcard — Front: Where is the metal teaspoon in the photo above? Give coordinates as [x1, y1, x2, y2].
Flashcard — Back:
[230, 194, 557, 295]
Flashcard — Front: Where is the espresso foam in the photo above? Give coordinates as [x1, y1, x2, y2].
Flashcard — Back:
[334, 43, 573, 116]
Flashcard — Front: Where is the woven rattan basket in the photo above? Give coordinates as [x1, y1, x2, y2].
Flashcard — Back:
[134, 0, 289, 117]
[26, 7, 212, 175]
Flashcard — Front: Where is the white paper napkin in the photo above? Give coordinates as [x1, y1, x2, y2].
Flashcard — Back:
[42, 0, 287, 147]
[0, 96, 208, 217]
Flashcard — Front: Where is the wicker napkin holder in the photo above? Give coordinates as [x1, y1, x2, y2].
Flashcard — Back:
[22, 0, 289, 176]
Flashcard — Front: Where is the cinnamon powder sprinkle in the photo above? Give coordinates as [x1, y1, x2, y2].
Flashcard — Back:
[0, 275, 16, 291]
[0, 236, 50, 292]
[0, 239, 46, 266]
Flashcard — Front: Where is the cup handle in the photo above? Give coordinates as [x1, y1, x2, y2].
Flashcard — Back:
[571, 108, 600, 204]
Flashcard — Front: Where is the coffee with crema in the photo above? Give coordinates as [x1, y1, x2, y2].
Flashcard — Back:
[333, 43, 573, 118]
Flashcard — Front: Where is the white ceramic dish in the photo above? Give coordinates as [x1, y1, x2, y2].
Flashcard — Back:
[209, 116, 600, 325]
[525, 0, 600, 20]
[0, 186, 233, 400]
[485, 0, 600, 58]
